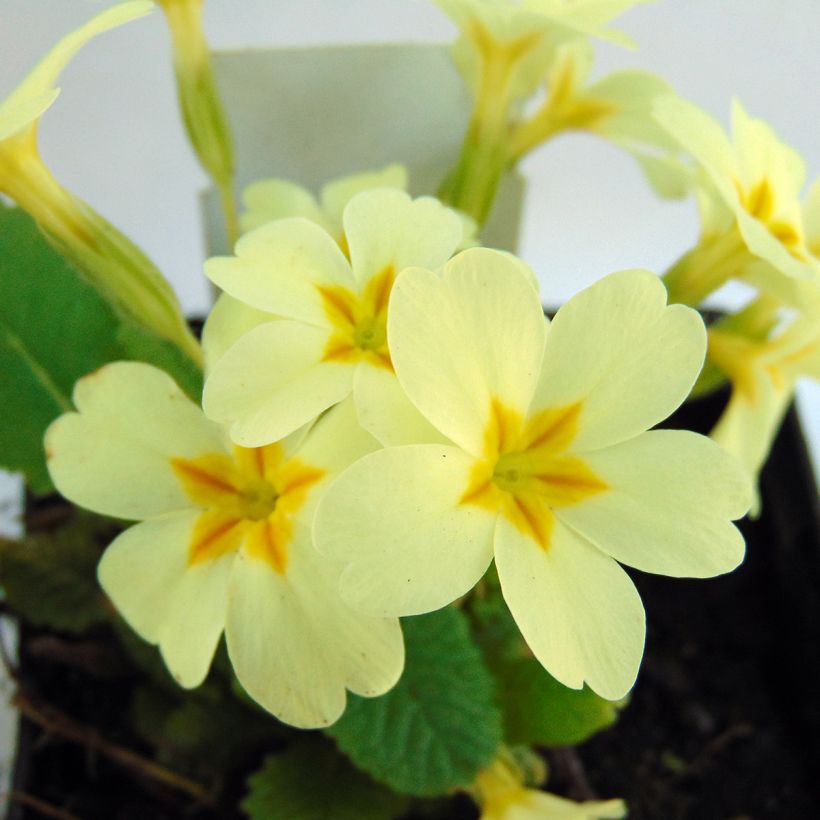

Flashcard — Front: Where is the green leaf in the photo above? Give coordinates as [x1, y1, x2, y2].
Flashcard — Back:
[469, 573, 620, 747]
[327, 607, 502, 797]
[0, 512, 110, 633]
[242, 738, 403, 820]
[495, 657, 620, 747]
[0, 204, 203, 492]
[131, 679, 282, 775]
[116, 322, 203, 402]
[0, 204, 122, 492]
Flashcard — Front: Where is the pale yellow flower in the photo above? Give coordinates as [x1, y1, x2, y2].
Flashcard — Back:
[239, 164, 408, 240]
[435, 0, 654, 223]
[476, 757, 626, 819]
[709, 309, 820, 515]
[655, 97, 820, 306]
[0, 2, 201, 365]
[507, 39, 682, 195]
[203, 166, 409, 372]
[436, 0, 648, 102]
[203, 189, 466, 448]
[45, 362, 403, 728]
[315, 251, 750, 699]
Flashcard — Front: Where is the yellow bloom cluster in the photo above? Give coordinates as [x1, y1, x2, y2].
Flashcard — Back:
[35, 0, 820, 790]
[433, 0, 681, 221]
[48, 170, 751, 726]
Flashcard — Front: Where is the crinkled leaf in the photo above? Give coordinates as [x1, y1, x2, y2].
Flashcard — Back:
[132, 679, 281, 776]
[327, 607, 502, 797]
[0, 512, 110, 633]
[242, 737, 403, 820]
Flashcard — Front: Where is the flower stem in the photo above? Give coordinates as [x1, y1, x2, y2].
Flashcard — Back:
[1, 147, 203, 367]
[160, 0, 238, 247]
[662, 226, 749, 307]
[438, 52, 517, 226]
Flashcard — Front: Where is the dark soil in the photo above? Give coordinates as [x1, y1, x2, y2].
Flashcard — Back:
[565, 396, 820, 819]
[5, 393, 819, 819]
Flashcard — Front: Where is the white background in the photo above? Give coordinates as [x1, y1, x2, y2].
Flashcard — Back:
[0, 0, 818, 782]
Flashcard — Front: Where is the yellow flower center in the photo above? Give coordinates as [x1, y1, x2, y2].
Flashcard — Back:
[708, 326, 819, 404]
[171, 444, 325, 573]
[735, 177, 807, 260]
[460, 399, 607, 550]
[317, 265, 394, 371]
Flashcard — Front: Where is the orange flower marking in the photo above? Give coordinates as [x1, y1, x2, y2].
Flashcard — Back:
[171, 443, 325, 573]
[317, 265, 395, 371]
[460, 398, 607, 551]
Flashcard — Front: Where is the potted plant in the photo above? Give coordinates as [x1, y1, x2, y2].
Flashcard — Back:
[0, 2, 817, 818]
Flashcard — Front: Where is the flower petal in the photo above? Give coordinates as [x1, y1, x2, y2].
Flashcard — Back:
[389, 249, 547, 456]
[314, 445, 497, 617]
[290, 395, 380, 525]
[495, 516, 645, 700]
[239, 179, 326, 235]
[343, 189, 463, 286]
[353, 364, 449, 447]
[736, 208, 819, 282]
[296, 394, 380, 473]
[653, 95, 737, 204]
[530, 269, 706, 451]
[0, 90, 58, 142]
[320, 164, 408, 233]
[201, 293, 274, 374]
[711, 375, 791, 517]
[203, 320, 354, 447]
[518, 791, 627, 819]
[0, 1, 152, 139]
[98, 510, 233, 688]
[46, 362, 226, 520]
[226, 527, 404, 728]
[558, 430, 750, 577]
[205, 218, 354, 326]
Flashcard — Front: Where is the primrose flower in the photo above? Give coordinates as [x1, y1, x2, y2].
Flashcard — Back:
[655, 97, 820, 306]
[204, 188, 466, 447]
[709, 308, 820, 515]
[508, 39, 681, 193]
[0, 1, 201, 365]
[436, 0, 647, 102]
[240, 164, 408, 240]
[475, 757, 625, 820]
[45, 362, 403, 728]
[315, 251, 751, 699]
[435, 0, 651, 223]
[203, 166, 409, 371]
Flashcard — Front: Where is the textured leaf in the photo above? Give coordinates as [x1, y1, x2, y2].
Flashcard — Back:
[131, 679, 282, 775]
[327, 607, 502, 797]
[242, 738, 403, 820]
[0, 512, 110, 633]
